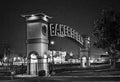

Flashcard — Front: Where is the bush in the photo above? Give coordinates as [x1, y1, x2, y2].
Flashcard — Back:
[38, 70, 45, 76]
[51, 71, 56, 75]
[116, 62, 120, 69]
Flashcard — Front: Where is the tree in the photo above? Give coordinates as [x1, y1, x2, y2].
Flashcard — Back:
[93, 9, 120, 68]
[0, 42, 10, 59]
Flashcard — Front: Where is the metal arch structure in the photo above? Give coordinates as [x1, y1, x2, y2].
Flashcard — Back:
[22, 12, 89, 76]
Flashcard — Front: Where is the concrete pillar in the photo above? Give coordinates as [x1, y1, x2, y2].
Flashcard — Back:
[22, 13, 51, 76]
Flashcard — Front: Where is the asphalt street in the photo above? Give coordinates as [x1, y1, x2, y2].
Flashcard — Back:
[1, 68, 120, 82]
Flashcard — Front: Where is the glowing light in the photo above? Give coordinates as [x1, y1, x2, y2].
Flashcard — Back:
[88, 37, 90, 40]
[87, 41, 90, 44]
[50, 41, 55, 45]
[27, 15, 39, 20]
[44, 55, 47, 58]
[70, 52, 73, 56]
[106, 52, 108, 54]
[31, 14, 35, 17]
[42, 15, 48, 22]
[13, 57, 16, 61]
[17, 57, 21, 60]
[31, 54, 37, 59]
[4, 57, 7, 61]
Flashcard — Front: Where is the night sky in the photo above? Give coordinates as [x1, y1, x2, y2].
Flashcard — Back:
[0, 0, 120, 55]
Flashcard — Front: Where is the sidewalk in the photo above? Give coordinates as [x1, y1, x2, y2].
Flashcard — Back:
[15, 74, 38, 78]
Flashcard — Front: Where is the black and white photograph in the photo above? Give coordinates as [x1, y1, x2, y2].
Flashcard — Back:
[0, 0, 120, 82]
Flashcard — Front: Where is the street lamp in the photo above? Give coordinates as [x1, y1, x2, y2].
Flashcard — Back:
[50, 41, 55, 64]
[50, 41, 55, 45]
[70, 52, 73, 63]
[50, 41, 55, 73]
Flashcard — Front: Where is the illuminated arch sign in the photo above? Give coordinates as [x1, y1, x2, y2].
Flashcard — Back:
[49, 23, 83, 45]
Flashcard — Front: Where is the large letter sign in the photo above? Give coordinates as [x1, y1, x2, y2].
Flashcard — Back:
[49, 23, 83, 45]
[60, 24, 65, 37]
[55, 24, 61, 36]
[50, 24, 56, 36]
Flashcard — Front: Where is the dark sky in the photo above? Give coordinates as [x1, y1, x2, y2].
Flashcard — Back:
[0, 0, 120, 54]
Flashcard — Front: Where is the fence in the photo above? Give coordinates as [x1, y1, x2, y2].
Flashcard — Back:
[0, 63, 27, 76]
[0, 58, 112, 76]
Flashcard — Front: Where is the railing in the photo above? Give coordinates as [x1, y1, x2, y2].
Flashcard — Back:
[0, 59, 112, 76]
[0, 63, 27, 76]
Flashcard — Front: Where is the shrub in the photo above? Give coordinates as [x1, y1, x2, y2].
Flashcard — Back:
[38, 70, 45, 76]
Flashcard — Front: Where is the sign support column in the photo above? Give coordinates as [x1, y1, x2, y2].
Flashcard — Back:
[22, 13, 51, 76]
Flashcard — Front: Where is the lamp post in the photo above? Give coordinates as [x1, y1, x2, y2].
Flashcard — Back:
[50, 41, 55, 64]
[70, 52, 73, 72]
[60, 48, 62, 64]
[70, 52, 73, 63]
[50, 41, 55, 73]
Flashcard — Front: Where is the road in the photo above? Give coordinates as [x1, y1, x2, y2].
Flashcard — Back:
[48, 69, 120, 81]
[1, 68, 120, 82]
[1, 75, 120, 82]
[47, 76, 120, 82]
